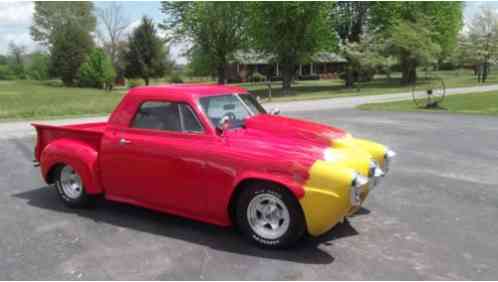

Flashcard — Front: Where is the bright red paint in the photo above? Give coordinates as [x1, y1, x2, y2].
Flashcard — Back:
[33, 85, 347, 227]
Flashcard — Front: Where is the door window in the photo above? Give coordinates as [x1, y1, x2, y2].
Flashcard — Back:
[131, 101, 203, 133]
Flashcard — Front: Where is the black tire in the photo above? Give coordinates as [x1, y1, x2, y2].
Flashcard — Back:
[54, 164, 93, 208]
[235, 182, 306, 248]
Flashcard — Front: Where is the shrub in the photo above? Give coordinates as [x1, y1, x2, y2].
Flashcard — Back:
[128, 78, 143, 89]
[27, 52, 50, 80]
[0, 65, 14, 80]
[251, 72, 266, 82]
[78, 48, 116, 90]
[168, 72, 183, 83]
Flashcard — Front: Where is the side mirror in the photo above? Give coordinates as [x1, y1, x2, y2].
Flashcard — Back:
[269, 108, 280, 115]
[216, 116, 230, 135]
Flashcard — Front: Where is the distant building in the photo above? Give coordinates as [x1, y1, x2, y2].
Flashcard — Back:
[226, 50, 347, 82]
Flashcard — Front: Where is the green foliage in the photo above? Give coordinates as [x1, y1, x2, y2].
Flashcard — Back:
[168, 72, 183, 83]
[31, 2, 96, 86]
[331, 2, 369, 42]
[339, 34, 390, 86]
[127, 78, 144, 89]
[78, 48, 116, 90]
[371, 2, 463, 56]
[369, 2, 463, 84]
[0, 65, 16, 80]
[31, 2, 96, 45]
[248, 2, 337, 93]
[161, 2, 249, 84]
[27, 52, 50, 80]
[49, 22, 95, 86]
[251, 72, 266, 82]
[464, 5, 498, 66]
[186, 46, 214, 77]
[8, 42, 26, 79]
[388, 18, 442, 66]
[0, 55, 8, 65]
[124, 16, 168, 85]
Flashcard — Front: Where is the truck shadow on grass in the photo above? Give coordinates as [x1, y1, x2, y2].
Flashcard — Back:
[14, 186, 367, 265]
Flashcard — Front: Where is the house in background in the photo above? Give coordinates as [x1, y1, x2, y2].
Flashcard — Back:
[226, 50, 347, 82]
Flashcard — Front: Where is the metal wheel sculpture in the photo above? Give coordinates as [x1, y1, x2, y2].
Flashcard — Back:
[411, 72, 446, 109]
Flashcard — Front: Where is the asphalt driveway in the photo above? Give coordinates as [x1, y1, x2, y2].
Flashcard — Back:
[1, 109, 497, 280]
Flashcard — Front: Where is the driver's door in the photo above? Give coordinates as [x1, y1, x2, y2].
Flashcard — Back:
[101, 101, 212, 216]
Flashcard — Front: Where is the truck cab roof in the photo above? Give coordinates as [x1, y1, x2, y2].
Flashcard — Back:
[127, 84, 249, 100]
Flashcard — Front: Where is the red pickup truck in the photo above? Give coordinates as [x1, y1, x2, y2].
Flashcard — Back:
[33, 84, 394, 248]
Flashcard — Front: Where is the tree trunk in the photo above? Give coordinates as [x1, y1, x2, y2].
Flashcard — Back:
[400, 51, 417, 85]
[482, 61, 489, 83]
[144, 77, 149, 85]
[217, 64, 226, 85]
[344, 66, 354, 88]
[61, 73, 74, 87]
[281, 63, 295, 95]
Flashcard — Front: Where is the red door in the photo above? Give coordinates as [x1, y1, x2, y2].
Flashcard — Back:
[100, 101, 215, 216]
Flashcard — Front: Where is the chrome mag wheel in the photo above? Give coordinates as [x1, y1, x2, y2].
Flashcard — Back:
[246, 193, 290, 240]
[60, 165, 83, 200]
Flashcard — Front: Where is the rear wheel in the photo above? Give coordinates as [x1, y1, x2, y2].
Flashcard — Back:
[235, 182, 305, 248]
[55, 164, 92, 208]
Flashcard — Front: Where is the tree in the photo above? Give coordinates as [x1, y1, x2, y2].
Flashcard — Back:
[339, 33, 390, 87]
[78, 48, 116, 90]
[31, 2, 96, 46]
[0, 55, 7, 65]
[8, 41, 26, 79]
[48, 22, 95, 85]
[30, 2, 96, 86]
[387, 17, 442, 84]
[370, 2, 463, 84]
[161, 2, 248, 84]
[331, 2, 370, 43]
[96, 3, 130, 68]
[186, 46, 215, 78]
[249, 2, 336, 94]
[465, 4, 498, 82]
[124, 16, 168, 85]
[27, 52, 50, 80]
[331, 2, 373, 87]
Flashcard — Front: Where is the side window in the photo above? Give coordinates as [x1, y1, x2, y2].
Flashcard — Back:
[131, 101, 203, 133]
[131, 101, 181, 131]
[179, 104, 203, 133]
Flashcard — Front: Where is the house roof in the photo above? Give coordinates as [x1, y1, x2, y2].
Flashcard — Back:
[231, 50, 346, 65]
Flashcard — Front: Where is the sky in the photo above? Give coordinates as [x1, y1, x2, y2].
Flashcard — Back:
[0, 1, 495, 64]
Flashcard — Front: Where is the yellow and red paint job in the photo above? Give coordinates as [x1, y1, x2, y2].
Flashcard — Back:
[33, 85, 394, 235]
[299, 134, 389, 236]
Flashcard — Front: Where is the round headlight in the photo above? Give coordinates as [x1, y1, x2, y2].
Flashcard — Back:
[351, 172, 368, 206]
[383, 149, 396, 173]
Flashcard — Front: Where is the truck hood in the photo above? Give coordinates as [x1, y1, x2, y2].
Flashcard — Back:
[224, 114, 386, 176]
[224, 115, 348, 167]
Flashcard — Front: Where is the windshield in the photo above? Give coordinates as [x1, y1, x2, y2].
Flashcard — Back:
[199, 93, 266, 129]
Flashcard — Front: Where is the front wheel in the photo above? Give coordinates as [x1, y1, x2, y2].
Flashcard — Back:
[235, 183, 306, 248]
[55, 164, 93, 208]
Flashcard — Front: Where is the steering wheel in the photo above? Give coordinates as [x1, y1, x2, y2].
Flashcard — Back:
[223, 112, 237, 121]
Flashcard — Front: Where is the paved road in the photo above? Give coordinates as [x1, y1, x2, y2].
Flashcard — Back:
[1, 108, 497, 279]
[265, 84, 498, 112]
[2, 84, 498, 139]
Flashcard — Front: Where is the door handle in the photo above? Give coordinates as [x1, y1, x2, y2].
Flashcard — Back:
[119, 138, 131, 145]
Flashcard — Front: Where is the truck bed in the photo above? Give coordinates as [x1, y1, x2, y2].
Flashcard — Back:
[32, 122, 107, 162]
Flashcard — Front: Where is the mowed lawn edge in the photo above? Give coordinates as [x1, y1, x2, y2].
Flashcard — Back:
[357, 91, 498, 116]
[2, 69, 498, 121]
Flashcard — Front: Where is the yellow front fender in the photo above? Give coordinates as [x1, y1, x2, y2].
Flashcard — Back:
[299, 136, 388, 236]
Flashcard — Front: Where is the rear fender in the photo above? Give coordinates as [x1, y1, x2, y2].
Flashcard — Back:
[41, 139, 103, 195]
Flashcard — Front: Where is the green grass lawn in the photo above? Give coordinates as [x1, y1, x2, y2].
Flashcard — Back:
[358, 91, 498, 116]
[1, 68, 498, 121]
[0, 80, 126, 120]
